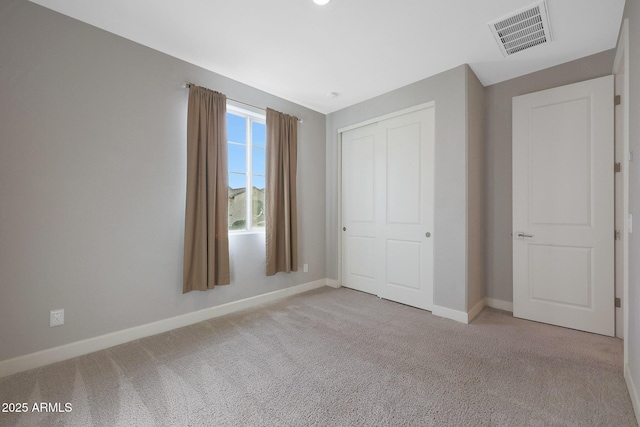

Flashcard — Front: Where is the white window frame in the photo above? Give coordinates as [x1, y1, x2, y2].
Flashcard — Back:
[227, 102, 266, 233]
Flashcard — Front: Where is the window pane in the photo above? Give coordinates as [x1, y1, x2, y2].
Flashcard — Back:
[252, 121, 266, 148]
[252, 174, 265, 190]
[228, 143, 246, 173]
[252, 186, 265, 228]
[252, 147, 265, 175]
[228, 174, 246, 230]
[227, 113, 246, 144]
[229, 172, 245, 190]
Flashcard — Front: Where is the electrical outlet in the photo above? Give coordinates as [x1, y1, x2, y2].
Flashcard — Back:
[50, 309, 64, 327]
[303, 263, 308, 273]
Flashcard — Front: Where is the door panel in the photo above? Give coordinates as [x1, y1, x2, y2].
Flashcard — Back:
[529, 245, 591, 307]
[348, 236, 376, 279]
[529, 98, 591, 225]
[386, 123, 421, 224]
[346, 134, 375, 223]
[513, 75, 614, 336]
[386, 240, 421, 290]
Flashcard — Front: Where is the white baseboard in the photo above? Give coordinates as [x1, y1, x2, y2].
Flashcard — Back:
[484, 297, 513, 312]
[467, 298, 486, 323]
[0, 279, 328, 378]
[433, 298, 486, 325]
[432, 304, 470, 324]
[325, 279, 341, 288]
[625, 363, 640, 424]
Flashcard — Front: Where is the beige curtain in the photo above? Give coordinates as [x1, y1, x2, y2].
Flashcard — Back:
[265, 108, 298, 275]
[183, 86, 230, 293]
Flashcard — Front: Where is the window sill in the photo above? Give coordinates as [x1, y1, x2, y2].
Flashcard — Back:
[229, 230, 265, 236]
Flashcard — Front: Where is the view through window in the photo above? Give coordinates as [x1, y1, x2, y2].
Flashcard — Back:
[227, 105, 266, 231]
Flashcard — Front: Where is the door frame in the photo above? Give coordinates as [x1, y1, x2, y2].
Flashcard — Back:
[336, 101, 436, 290]
[613, 18, 629, 359]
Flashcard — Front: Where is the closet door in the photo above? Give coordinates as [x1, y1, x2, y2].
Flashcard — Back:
[378, 108, 434, 310]
[342, 106, 434, 311]
[341, 122, 380, 295]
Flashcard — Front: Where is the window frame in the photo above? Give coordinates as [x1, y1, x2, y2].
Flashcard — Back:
[227, 102, 266, 234]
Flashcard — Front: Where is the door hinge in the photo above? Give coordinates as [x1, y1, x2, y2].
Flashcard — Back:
[615, 162, 621, 173]
[615, 95, 621, 106]
[615, 297, 621, 308]
[615, 230, 621, 240]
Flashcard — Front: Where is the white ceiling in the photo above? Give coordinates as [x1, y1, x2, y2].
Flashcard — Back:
[30, 0, 625, 114]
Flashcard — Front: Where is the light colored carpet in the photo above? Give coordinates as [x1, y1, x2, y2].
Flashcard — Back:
[0, 287, 636, 426]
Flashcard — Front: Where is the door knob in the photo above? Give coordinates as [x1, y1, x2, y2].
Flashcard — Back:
[425, 232, 431, 238]
[343, 227, 346, 231]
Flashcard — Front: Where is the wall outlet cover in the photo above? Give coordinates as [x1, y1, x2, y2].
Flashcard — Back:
[50, 309, 64, 327]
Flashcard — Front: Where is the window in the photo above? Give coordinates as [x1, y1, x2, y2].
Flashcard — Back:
[227, 104, 266, 231]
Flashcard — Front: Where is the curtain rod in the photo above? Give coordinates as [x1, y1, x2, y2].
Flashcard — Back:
[181, 83, 302, 123]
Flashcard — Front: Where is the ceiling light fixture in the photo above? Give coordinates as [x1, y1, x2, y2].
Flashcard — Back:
[313, 0, 331, 5]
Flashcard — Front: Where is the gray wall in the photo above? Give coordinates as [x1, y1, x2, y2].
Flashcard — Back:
[466, 67, 485, 311]
[326, 65, 475, 312]
[0, 0, 326, 362]
[621, 0, 640, 408]
[483, 50, 616, 303]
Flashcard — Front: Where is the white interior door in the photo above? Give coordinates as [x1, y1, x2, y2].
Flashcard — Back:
[342, 106, 434, 310]
[377, 109, 434, 309]
[512, 75, 614, 336]
[341, 122, 379, 295]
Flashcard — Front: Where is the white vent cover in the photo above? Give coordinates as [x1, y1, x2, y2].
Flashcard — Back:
[488, 1, 553, 56]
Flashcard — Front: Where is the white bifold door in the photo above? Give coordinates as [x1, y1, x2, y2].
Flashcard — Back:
[341, 106, 434, 310]
[512, 75, 614, 336]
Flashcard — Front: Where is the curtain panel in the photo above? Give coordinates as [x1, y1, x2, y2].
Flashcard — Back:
[265, 108, 298, 275]
[183, 86, 230, 293]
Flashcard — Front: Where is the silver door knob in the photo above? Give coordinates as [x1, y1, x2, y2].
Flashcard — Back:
[425, 232, 431, 238]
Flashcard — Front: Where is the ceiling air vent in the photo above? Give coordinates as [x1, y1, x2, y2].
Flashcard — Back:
[488, 1, 553, 56]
